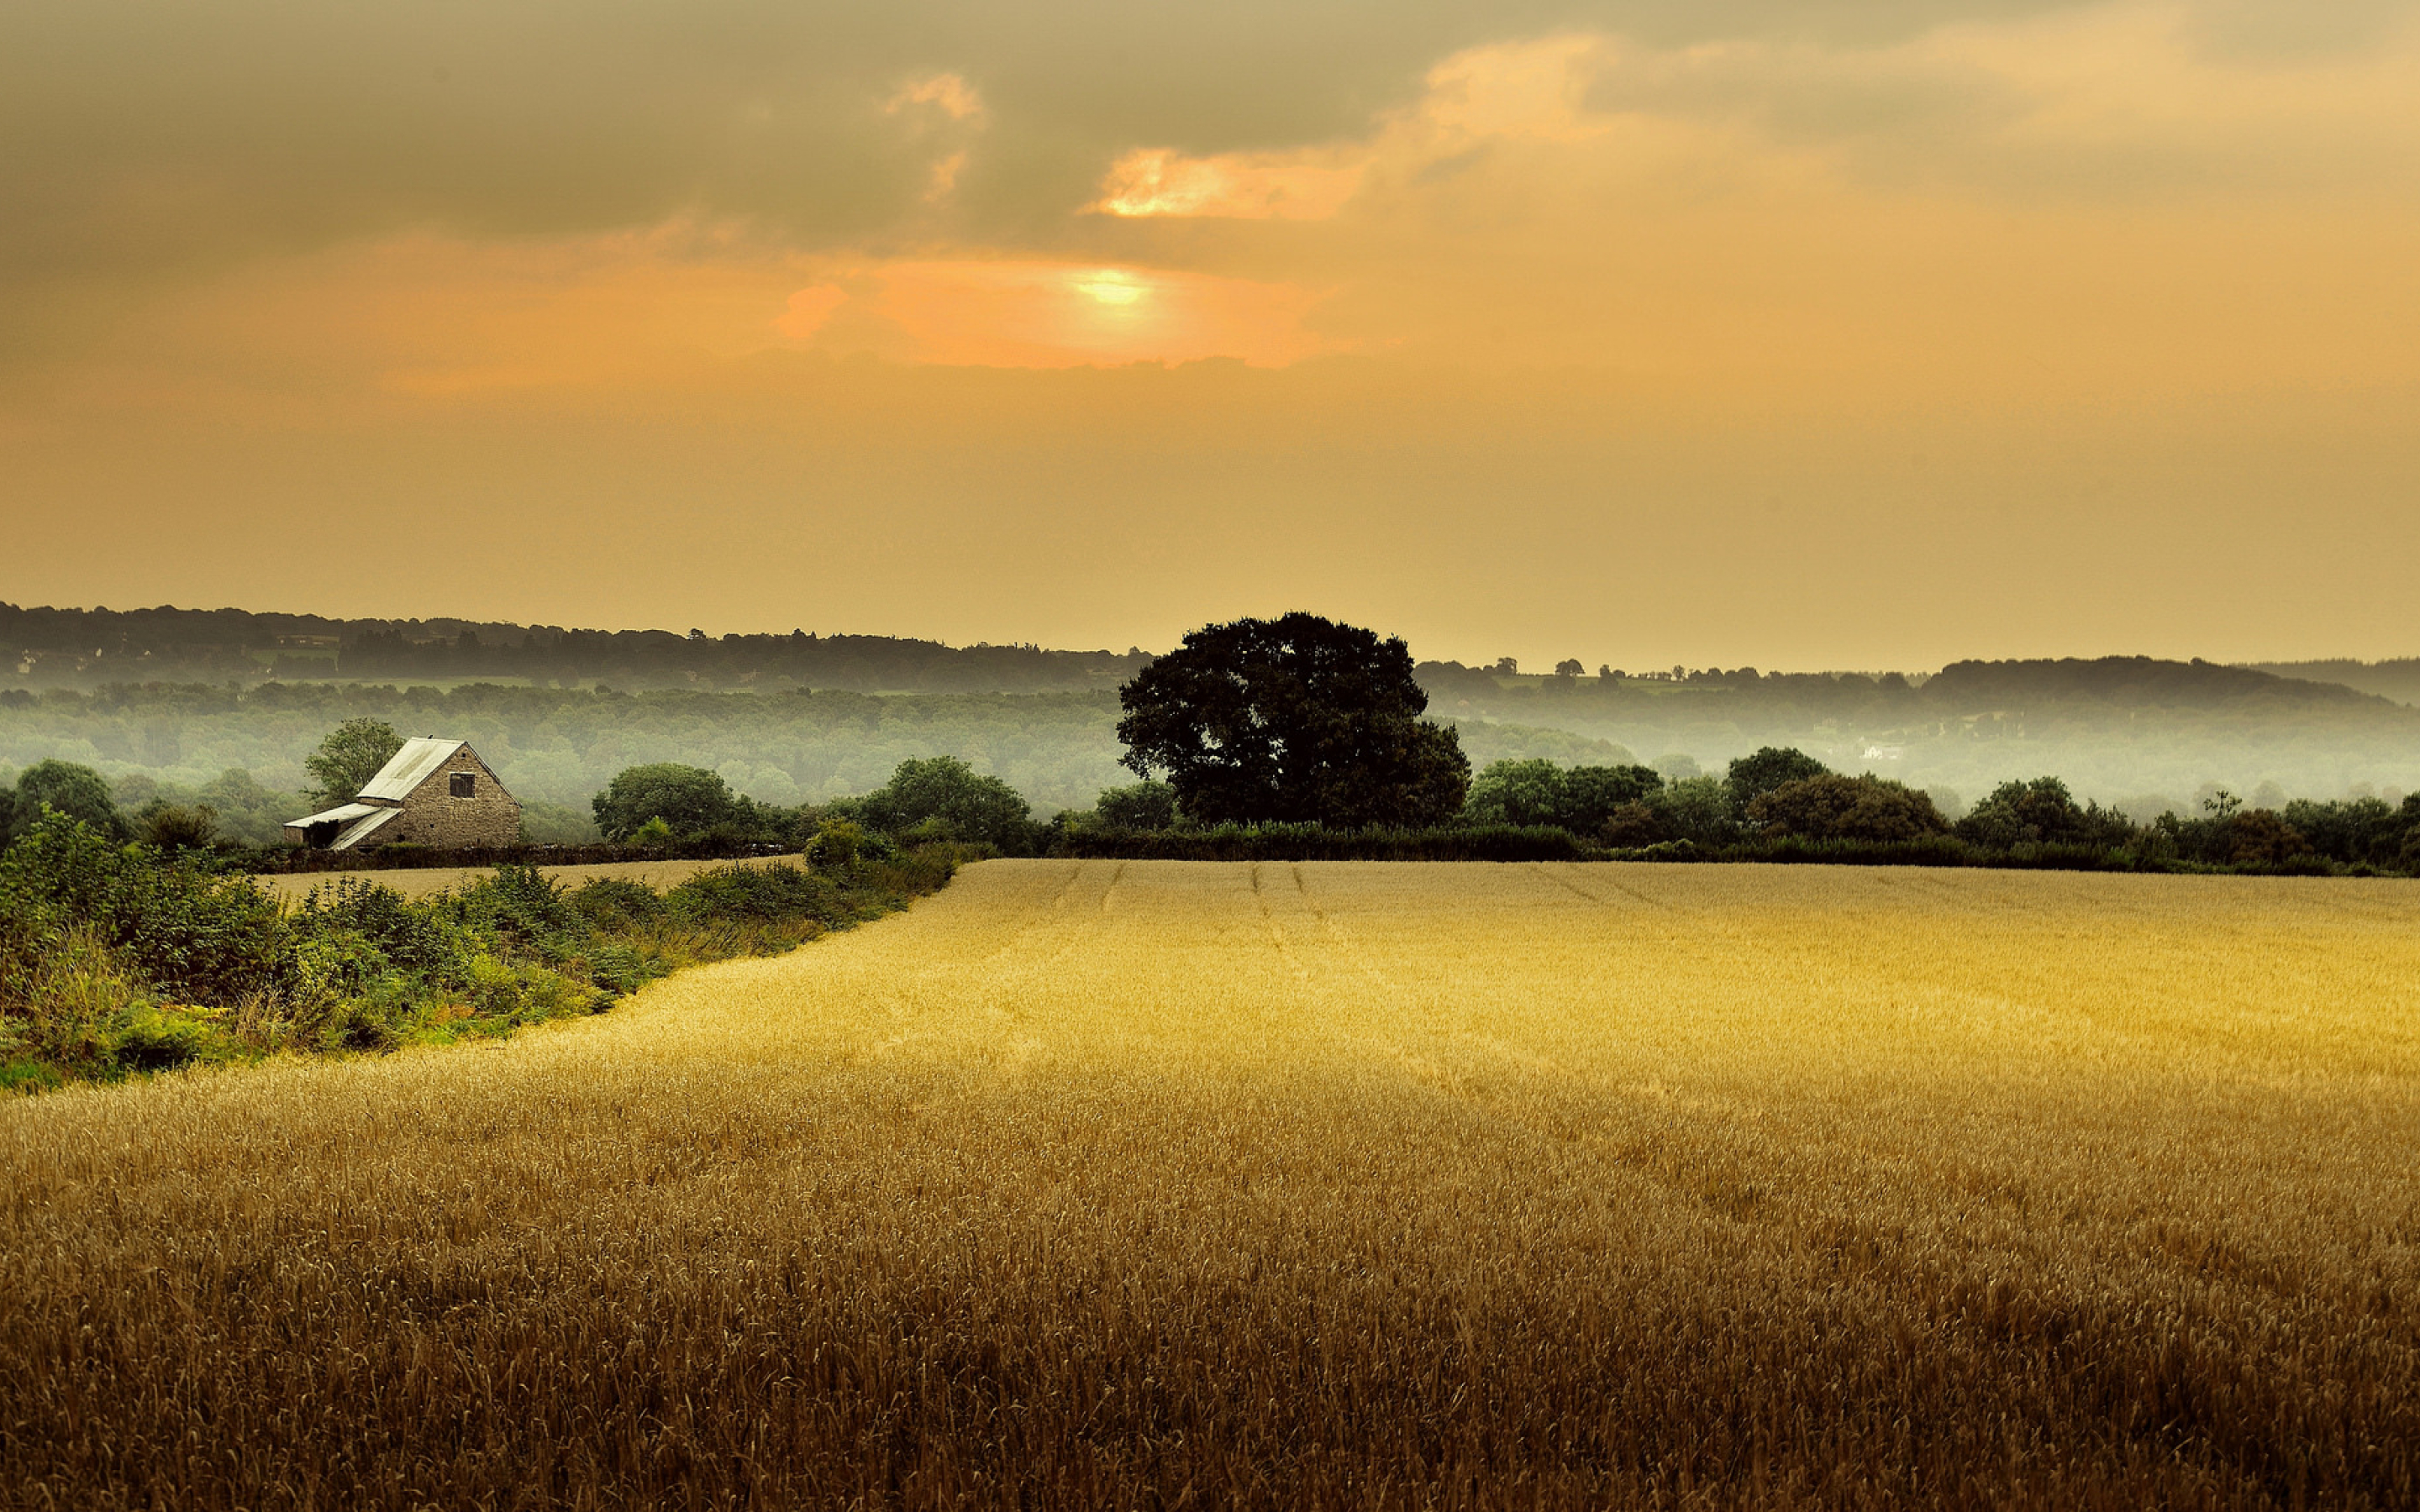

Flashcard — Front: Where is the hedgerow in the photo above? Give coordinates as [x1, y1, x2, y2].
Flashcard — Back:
[0, 811, 961, 1090]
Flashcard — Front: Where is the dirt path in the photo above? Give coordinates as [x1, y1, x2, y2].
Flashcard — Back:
[257, 853, 805, 902]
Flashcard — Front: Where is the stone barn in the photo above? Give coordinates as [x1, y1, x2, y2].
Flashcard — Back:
[284, 738, 521, 849]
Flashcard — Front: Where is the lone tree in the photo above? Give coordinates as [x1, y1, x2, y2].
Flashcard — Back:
[305, 718, 404, 806]
[1116, 613, 1470, 827]
[592, 763, 738, 841]
[855, 756, 1031, 849]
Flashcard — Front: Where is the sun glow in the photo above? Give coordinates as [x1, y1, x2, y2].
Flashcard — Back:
[1075, 270, 1144, 306]
[771, 259, 1337, 367]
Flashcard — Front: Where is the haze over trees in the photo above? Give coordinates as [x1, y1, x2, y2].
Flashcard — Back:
[0, 602, 1150, 694]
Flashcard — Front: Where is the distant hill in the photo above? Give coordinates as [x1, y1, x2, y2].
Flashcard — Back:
[0, 602, 1150, 694]
[2248, 659, 2420, 708]
[8, 604, 2416, 811]
[1413, 655, 2420, 807]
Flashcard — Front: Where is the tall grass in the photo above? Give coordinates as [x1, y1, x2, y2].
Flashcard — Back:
[2, 860, 2415, 1508]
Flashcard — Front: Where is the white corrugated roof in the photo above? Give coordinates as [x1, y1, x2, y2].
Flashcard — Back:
[287, 801, 383, 828]
[358, 738, 470, 801]
[330, 807, 402, 851]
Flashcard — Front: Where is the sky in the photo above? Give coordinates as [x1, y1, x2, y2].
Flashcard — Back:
[3, 0, 2417, 671]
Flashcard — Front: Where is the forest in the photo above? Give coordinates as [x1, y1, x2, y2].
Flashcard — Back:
[0, 602, 1149, 692]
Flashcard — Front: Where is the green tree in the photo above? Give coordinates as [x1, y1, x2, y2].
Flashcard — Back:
[304, 718, 404, 805]
[1955, 777, 2133, 850]
[1465, 760, 1660, 831]
[1727, 747, 1828, 811]
[1649, 775, 1739, 846]
[1559, 765, 1663, 831]
[1463, 759, 1566, 827]
[1094, 780, 1179, 830]
[8, 759, 126, 843]
[858, 756, 1030, 848]
[592, 763, 738, 841]
[1749, 774, 1949, 843]
[1116, 613, 1470, 827]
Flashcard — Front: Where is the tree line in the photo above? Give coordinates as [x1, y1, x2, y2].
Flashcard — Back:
[8, 613, 2417, 875]
[0, 601, 1148, 693]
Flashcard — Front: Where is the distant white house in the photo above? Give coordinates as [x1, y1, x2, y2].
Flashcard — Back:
[285, 738, 520, 849]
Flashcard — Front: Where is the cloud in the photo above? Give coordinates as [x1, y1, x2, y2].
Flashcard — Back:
[889, 72, 986, 123]
[1090, 148, 1366, 219]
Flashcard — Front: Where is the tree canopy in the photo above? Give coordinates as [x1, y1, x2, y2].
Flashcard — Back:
[1748, 774, 1949, 843]
[1094, 780, 1179, 830]
[6, 759, 125, 843]
[1116, 614, 1470, 827]
[851, 756, 1031, 848]
[1726, 747, 1829, 809]
[304, 718, 403, 805]
[1464, 759, 1660, 831]
[591, 763, 739, 841]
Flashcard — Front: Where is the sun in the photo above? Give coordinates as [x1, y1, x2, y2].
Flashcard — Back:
[1073, 269, 1144, 307]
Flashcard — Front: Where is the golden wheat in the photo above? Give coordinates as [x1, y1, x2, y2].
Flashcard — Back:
[3, 860, 2416, 1509]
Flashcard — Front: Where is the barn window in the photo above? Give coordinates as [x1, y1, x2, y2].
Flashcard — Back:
[450, 771, 476, 799]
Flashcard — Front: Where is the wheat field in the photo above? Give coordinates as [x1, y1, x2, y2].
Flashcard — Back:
[3, 859, 2416, 1509]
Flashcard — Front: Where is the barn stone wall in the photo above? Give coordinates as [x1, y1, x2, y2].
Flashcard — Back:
[383, 746, 521, 848]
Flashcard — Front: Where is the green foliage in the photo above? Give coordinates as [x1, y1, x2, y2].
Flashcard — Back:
[8, 759, 124, 842]
[1053, 823, 1586, 863]
[1649, 775, 1742, 846]
[1464, 759, 1661, 831]
[1749, 774, 1952, 843]
[1094, 780, 1179, 830]
[1727, 747, 1828, 810]
[592, 763, 739, 841]
[304, 718, 404, 805]
[851, 756, 1032, 849]
[0, 809, 960, 1089]
[136, 801, 218, 851]
[2279, 797, 2408, 868]
[1462, 759, 1565, 827]
[1955, 777, 2133, 851]
[1118, 613, 1470, 827]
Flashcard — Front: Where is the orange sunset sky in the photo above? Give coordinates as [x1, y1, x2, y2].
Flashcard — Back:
[3, 2, 2417, 669]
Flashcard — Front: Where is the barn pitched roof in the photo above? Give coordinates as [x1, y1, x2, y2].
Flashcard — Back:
[358, 738, 472, 801]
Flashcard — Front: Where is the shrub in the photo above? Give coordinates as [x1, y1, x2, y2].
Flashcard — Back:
[136, 802, 219, 852]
